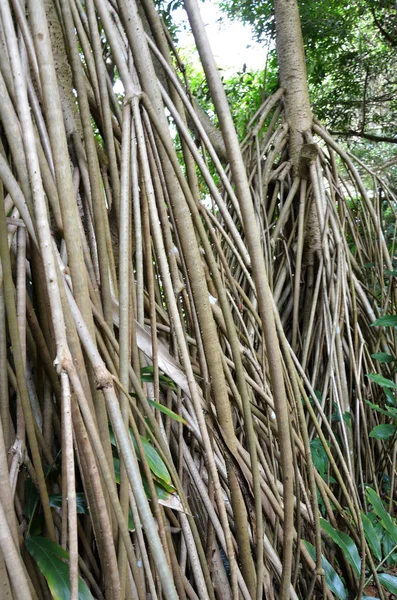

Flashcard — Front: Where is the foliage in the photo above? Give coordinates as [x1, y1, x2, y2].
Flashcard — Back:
[303, 542, 348, 600]
[307, 490, 397, 598]
[218, 0, 397, 142]
[181, 54, 272, 139]
[25, 537, 94, 600]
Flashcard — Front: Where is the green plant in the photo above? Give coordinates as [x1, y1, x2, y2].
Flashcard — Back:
[308, 489, 397, 598]
[25, 537, 94, 600]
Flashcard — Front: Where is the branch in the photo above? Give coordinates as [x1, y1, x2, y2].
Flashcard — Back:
[371, 7, 397, 47]
[378, 157, 397, 171]
[329, 129, 397, 144]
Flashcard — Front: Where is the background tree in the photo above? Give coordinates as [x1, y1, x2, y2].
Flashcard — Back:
[219, 0, 397, 139]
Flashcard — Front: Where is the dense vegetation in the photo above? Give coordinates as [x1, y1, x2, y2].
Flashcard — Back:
[219, 1, 397, 138]
[0, 0, 397, 599]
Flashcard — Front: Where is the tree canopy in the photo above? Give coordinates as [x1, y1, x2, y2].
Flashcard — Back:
[219, 0, 397, 143]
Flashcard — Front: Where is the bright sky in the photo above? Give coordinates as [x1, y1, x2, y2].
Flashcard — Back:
[172, 1, 266, 73]
[113, 2, 264, 95]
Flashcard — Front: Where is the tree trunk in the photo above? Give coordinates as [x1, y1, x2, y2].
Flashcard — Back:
[274, 0, 312, 171]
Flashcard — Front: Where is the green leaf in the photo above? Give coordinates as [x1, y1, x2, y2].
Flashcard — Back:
[141, 473, 183, 512]
[319, 518, 361, 575]
[367, 373, 397, 389]
[366, 488, 397, 543]
[371, 315, 397, 327]
[110, 427, 171, 484]
[140, 366, 177, 390]
[147, 399, 187, 425]
[310, 438, 328, 476]
[128, 510, 135, 532]
[113, 458, 181, 511]
[365, 400, 393, 417]
[378, 573, 397, 594]
[382, 531, 397, 564]
[361, 512, 382, 560]
[113, 457, 121, 484]
[366, 400, 397, 418]
[303, 541, 347, 600]
[342, 411, 352, 429]
[152, 477, 176, 494]
[130, 434, 171, 485]
[23, 478, 39, 519]
[25, 536, 94, 600]
[371, 352, 395, 364]
[109, 427, 116, 446]
[384, 388, 397, 407]
[49, 493, 88, 514]
[369, 424, 396, 440]
[141, 472, 174, 500]
[30, 516, 44, 536]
